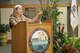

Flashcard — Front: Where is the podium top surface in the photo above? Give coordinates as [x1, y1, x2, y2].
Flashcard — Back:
[12, 20, 52, 29]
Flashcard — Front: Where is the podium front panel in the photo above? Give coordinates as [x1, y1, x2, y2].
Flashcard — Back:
[12, 22, 53, 53]
[26, 23, 53, 53]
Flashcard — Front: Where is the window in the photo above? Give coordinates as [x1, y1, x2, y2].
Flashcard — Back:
[25, 8, 36, 19]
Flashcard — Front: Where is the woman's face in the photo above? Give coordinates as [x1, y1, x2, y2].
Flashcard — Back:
[16, 6, 23, 15]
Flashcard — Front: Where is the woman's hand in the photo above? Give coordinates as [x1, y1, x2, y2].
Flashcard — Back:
[37, 10, 43, 16]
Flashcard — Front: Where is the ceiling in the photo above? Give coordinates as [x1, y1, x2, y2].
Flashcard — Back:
[0, 0, 12, 4]
[0, 0, 11, 1]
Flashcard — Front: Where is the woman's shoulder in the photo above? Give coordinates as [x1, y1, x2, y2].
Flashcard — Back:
[10, 15, 16, 19]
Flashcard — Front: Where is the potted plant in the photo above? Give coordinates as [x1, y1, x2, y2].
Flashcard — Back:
[39, 0, 80, 53]
[38, 0, 63, 53]
[62, 34, 80, 53]
[0, 24, 10, 46]
[53, 23, 80, 53]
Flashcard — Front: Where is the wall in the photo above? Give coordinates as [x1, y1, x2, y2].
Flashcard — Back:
[58, 7, 67, 32]
[1, 8, 13, 40]
[78, 6, 80, 37]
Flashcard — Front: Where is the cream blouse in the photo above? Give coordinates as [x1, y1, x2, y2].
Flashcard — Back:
[10, 15, 27, 26]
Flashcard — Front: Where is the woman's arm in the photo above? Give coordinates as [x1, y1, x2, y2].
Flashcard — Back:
[26, 11, 43, 23]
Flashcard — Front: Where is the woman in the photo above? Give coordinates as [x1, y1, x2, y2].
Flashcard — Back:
[9, 5, 42, 28]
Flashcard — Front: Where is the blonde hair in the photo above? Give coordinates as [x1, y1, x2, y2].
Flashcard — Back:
[11, 5, 22, 17]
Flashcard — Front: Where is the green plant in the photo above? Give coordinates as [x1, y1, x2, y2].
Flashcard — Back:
[39, 8, 50, 22]
[50, 0, 80, 53]
[49, 0, 63, 33]
[62, 34, 80, 53]
[39, 0, 63, 53]
[53, 32, 63, 53]
[49, 0, 63, 53]
[0, 24, 10, 46]
[39, 0, 63, 31]
[54, 30, 80, 53]
[53, 25, 65, 53]
[0, 24, 10, 33]
[39, 0, 80, 53]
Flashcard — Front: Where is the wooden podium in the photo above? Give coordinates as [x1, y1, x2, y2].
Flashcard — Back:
[12, 21, 53, 53]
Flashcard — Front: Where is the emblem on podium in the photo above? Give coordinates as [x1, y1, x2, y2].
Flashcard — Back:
[29, 28, 50, 53]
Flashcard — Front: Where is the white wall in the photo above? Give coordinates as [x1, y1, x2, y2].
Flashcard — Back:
[58, 7, 67, 32]
[1, 8, 13, 40]
[58, 6, 80, 37]
[78, 6, 80, 37]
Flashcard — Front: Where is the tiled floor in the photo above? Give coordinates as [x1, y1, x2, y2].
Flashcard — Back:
[0, 44, 11, 53]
